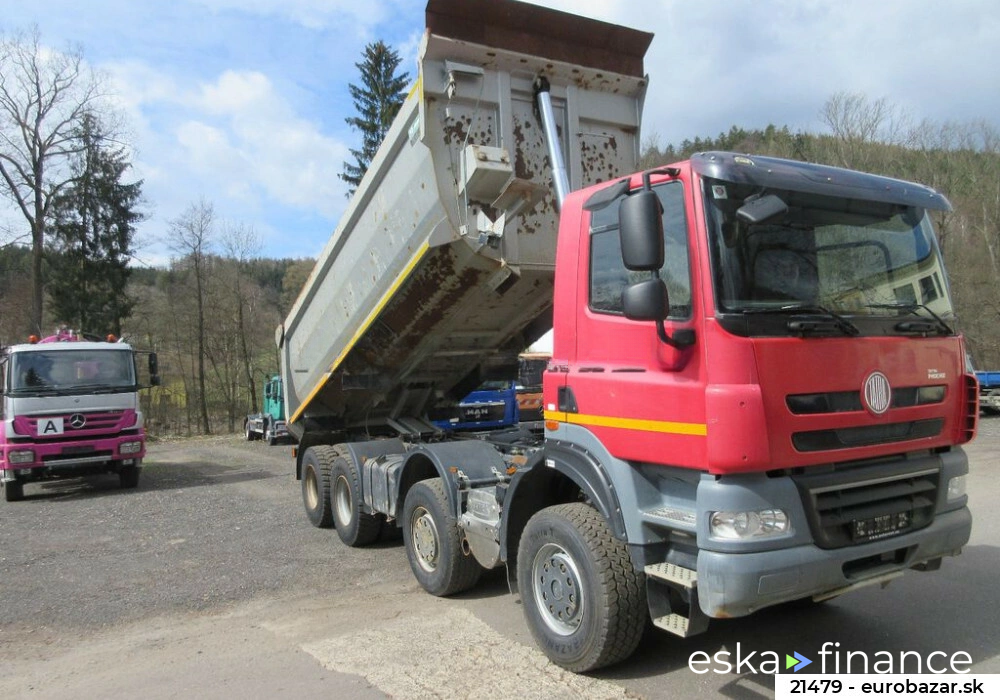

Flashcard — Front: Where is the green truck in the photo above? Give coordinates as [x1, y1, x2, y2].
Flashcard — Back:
[244, 376, 288, 445]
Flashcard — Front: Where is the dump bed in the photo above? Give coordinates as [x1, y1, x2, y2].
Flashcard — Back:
[279, 0, 652, 435]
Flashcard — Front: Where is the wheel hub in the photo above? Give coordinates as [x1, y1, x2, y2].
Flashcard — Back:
[532, 543, 584, 635]
[334, 475, 352, 525]
[411, 508, 439, 572]
[304, 469, 319, 510]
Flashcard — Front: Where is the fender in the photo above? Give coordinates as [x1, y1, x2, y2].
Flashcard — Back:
[500, 439, 627, 576]
[398, 440, 510, 517]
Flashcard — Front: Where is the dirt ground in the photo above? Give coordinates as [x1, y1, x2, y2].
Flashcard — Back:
[2, 419, 999, 699]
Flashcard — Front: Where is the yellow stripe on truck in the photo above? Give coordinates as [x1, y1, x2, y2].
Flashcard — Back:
[289, 242, 432, 424]
[545, 411, 708, 437]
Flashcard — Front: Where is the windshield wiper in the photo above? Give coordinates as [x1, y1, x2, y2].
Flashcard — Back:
[866, 303, 954, 335]
[742, 304, 861, 336]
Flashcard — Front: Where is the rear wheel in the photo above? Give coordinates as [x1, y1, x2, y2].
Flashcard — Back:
[301, 446, 334, 528]
[3, 480, 24, 502]
[517, 503, 646, 672]
[402, 478, 481, 596]
[331, 448, 382, 545]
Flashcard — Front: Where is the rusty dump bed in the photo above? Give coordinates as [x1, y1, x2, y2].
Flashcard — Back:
[278, 0, 651, 436]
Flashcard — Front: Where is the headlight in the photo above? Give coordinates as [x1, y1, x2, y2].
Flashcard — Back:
[8, 449, 36, 465]
[710, 509, 789, 540]
[119, 441, 143, 455]
[947, 475, 967, 501]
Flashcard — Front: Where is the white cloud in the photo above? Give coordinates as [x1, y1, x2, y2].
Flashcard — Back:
[190, 0, 390, 31]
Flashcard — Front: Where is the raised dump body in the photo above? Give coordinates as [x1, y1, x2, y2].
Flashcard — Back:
[279, 0, 652, 436]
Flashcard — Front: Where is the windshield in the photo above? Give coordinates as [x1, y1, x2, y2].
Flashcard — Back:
[7, 349, 136, 395]
[703, 178, 954, 324]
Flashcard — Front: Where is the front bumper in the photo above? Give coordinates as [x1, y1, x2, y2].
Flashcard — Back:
[696, 506, 971, 617]
[1, 435, 145, 481]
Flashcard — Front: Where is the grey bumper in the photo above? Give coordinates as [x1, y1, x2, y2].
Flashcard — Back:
[696, 506, 972, 618]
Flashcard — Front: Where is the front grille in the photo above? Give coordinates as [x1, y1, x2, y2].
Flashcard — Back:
[19, 411, 128, 439]
[792, 462, 939, 549]
[787, 386, 946, 415]
[458, 402, 507, 423]
[792, 419, 943, 452]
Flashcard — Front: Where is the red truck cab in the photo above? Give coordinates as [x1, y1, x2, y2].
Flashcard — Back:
[541, 152, 974, 622]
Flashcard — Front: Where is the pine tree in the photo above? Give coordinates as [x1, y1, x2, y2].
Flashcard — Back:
[47, 113, 144, 337]
[339, 41, 410, 195]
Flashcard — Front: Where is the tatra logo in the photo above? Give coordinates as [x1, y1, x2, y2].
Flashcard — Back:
[862, 372, 892, 415]
[69, 413, 87, 429]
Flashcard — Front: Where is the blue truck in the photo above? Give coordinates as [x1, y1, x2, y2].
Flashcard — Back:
[244, 375, 288, 444]
[977, 371, 1000, 414]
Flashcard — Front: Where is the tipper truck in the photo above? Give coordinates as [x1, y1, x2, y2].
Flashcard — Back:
[1, 328, 159, 501]
[280, 0, 975, 671]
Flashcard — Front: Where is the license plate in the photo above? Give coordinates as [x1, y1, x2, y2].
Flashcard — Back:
[851, 511, 911, 542]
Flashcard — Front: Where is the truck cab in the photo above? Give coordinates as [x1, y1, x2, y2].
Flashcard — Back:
[1, 330, 157, 501]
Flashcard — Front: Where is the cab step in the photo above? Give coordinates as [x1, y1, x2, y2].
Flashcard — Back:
[652, 612, 699, 637]
[644, 562, 697, 588]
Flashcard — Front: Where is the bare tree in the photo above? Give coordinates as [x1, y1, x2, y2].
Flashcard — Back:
[0, 27, 110, 334]
[169, 200, 214, 434]
[221, 222, 263, 414]
[820, 91, 910, 170]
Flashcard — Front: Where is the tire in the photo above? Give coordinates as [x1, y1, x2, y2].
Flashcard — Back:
[244, 420, 254, 441]
[301, 446, 335, 528]
[517, 503, 646, 672]
[4, 480, 24, 502]
[119, 463, 140, 489]
[265, 421, 276, 446]
[330, 448, 381, 545]
[402, 478, 481, 596]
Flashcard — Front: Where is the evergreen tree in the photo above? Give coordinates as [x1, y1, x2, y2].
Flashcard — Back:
[339, 41, 410, 195]
[47, 113, 144, 336]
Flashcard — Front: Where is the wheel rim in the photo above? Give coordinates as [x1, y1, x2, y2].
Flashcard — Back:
[410, 506, 439, 573]
[532, 543, 585, 636]
[304, 467, 319, 511]
[334, 474, 353, 525]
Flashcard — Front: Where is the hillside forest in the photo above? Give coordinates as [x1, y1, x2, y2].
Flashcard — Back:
[2, 95, 1000, 436]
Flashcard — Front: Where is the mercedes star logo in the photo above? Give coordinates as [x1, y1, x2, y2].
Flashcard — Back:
[69, 413, 87, 429]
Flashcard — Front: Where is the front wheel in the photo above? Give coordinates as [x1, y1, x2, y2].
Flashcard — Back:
[402, 478, 481, 596]
[119, 463, 140, 489]
[265, 422, 276, 446]
[244, 421, 253, 441]
[517, 503, 646, 672]
[3, 480, 24, 502]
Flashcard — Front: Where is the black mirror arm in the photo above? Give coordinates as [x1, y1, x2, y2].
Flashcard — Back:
[655, 320, 696, 348]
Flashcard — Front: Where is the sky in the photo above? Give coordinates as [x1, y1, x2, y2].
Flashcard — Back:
[3, 0, 999, 268]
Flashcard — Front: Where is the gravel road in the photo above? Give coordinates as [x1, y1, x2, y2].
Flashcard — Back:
[2, 419, 998, 698]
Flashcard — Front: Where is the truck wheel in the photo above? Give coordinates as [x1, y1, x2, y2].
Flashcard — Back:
[265, 422, 276, 446]
[244, 421, 253, 441]
[517, 503, 646, 672]
[119, 464, 140, 489]
[301, 446, 334, 528]
[402, 478, 481, 596]
[331, 448, 381, 545]
[4, 480, 24, 502]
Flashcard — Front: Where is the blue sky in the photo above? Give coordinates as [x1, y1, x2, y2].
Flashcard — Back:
[3, 0, 999, 267]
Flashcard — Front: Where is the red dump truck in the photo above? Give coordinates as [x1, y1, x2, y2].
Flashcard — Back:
[278, 0, 974, 671]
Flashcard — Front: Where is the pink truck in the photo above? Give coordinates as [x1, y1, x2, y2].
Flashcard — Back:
[1, 328, 159, 502]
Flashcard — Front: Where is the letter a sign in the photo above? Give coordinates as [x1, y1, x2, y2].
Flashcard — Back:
[39, 417, 64, 435]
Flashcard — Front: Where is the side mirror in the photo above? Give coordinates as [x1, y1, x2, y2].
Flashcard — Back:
[623, 278, 668, 321]
[619, 190, 664, 271]
[148, 353, 160, 387]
